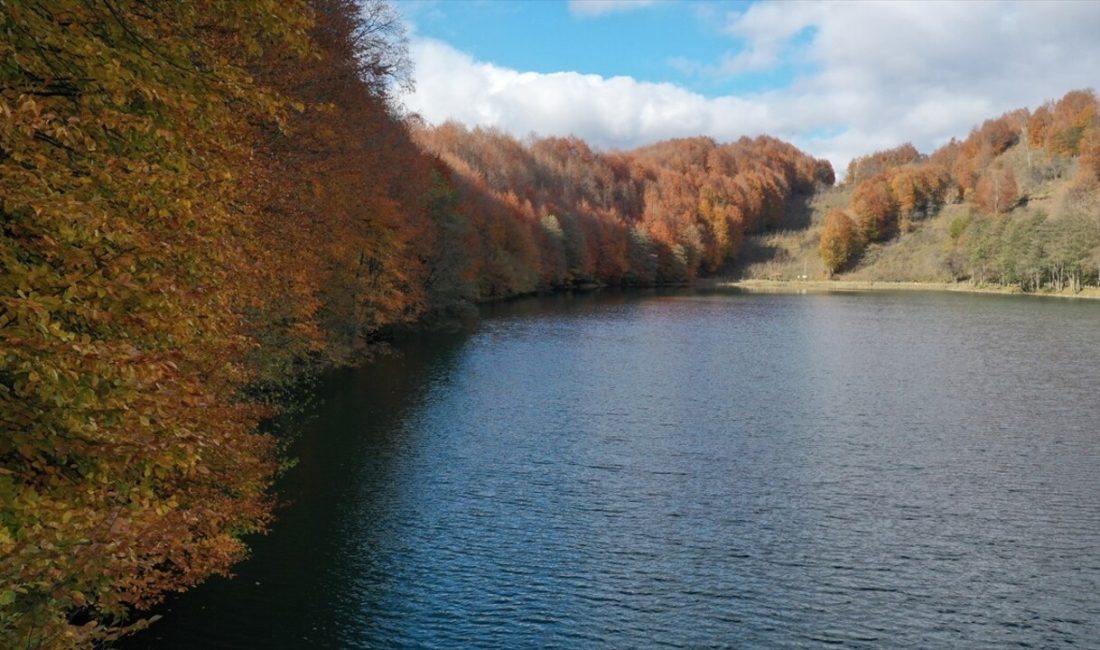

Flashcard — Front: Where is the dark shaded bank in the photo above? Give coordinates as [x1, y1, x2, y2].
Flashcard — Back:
[118, 326, 472, 648]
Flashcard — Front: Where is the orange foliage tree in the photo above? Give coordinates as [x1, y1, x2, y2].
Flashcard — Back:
[975, 168, 1019, 214]
[1077, 127, 1100, 184]
[414, 127, 832, 288]
[845, 143, 921, 184]
[0, 1, 313, 645]
[851, 174, 898, 242]
[819, 210, 862, 274]
[844, 141, 953, 243]
[1, 0, 446, 645]
[256, 0, 432, 363]
[1048, 90, 1098, 155]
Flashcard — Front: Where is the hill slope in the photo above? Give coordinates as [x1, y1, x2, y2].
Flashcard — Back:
[734, 90, 1100, 294]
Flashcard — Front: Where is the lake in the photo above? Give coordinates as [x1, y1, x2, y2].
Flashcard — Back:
[124, 289, 1100, 648]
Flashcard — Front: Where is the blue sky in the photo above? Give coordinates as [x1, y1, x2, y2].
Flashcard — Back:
[399, 1, 811, 96]
[395, 1, 1100, 171]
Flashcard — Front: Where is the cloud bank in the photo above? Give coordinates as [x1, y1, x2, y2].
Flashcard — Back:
[401, 1, 1100, 172]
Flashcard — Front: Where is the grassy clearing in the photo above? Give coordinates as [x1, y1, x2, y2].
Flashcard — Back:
[721, 278, 1100, 300]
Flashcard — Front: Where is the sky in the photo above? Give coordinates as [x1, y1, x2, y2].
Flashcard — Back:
[394, 0, 1100, 173]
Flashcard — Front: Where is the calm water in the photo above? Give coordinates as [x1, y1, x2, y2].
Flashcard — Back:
[126, 289, 1100, 648]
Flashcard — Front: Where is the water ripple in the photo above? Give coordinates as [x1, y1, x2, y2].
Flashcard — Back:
[127, 291, 1100, 649]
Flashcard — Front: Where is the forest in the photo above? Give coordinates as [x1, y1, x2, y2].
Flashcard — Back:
[1, 1, 1098, 647]
[819, 91, 1100, 286]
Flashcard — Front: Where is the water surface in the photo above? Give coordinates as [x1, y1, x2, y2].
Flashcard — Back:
[127, 289, 1100, 648]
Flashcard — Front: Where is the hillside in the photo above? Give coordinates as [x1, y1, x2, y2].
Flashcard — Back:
[735, 90, 1100, 294]
[413, 126, 834, 294]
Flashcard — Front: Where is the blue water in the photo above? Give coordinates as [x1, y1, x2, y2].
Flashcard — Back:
[125, 289, 1100, 648]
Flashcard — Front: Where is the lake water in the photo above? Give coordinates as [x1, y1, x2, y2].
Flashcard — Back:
[125, 289, 1100, 648]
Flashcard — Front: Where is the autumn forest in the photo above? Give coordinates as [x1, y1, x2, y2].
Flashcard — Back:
[3, 1, 1100, 646]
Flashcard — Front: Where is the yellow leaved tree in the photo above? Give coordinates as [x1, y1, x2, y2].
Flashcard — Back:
[0, 2, 312, 646]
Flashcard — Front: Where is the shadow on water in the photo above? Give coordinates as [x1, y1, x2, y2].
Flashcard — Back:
[121, 328, 473, 648]
[121, 289, 692, 647]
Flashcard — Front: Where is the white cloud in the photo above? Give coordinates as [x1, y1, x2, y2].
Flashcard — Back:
[401, 1, 1100, 174]
[719, 1, 822, 74]
[568, 0, 659, 17]
[403, 38, 780, 150]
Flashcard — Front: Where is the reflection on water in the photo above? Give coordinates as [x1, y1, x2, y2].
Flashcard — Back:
[126, 289, 1100, 648]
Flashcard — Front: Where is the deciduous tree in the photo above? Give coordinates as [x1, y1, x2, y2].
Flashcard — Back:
[975, 168, 1019, 214]
[819, 210, 861, 274]
[851, 175, 898, 242]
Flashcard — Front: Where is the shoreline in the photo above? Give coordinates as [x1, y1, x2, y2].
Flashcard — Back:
[713, 278, 1100, 301]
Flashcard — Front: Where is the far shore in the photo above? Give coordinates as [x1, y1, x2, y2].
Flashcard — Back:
[711, 278, 1100, 301]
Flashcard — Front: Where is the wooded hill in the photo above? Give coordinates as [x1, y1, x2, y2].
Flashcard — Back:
[2, 1, 1096, 647]
[414, 124, 833, 297]
[745, 89, 1100, 291]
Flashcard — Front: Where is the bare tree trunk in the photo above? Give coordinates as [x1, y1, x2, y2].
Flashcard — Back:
[993, 173, 1001, 214]
[1022, 123, 1032, 173]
